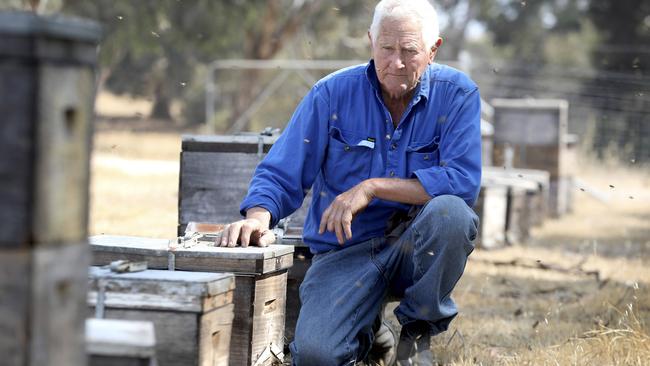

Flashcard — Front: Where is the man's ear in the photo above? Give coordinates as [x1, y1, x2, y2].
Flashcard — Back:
[429, 37, 443, 63]
[368, 31, 374, 49]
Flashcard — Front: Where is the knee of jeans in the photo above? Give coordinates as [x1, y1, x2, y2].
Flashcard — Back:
[418, 195, 478, 243]
[291, 333, 349, 366]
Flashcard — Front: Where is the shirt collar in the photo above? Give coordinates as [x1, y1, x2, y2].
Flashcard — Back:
[365, 59, 431, 104]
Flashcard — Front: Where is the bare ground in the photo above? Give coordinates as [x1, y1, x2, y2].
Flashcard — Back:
[90, 127, 650, 365]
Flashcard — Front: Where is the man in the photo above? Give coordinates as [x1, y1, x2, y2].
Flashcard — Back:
[221, 0, 481, 364]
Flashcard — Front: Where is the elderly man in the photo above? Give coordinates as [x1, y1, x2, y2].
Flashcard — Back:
[221, 0, 481, 364]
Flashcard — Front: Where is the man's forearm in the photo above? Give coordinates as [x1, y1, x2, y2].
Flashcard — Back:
[245, 207, 272, 228]
[364, 178, 431, 205]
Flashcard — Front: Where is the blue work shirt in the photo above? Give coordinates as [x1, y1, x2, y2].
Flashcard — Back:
[241, 60, 482, 253]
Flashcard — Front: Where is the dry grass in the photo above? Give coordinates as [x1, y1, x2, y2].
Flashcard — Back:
[90, 129, 181, 239]
[425, 269, 650, 366]
[90, 127, 650, 365]
[95, 92, 152, 118]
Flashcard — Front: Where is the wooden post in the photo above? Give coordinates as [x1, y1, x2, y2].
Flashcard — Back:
[0, 11, 100, 366]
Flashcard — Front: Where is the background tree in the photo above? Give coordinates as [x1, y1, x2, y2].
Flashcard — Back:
[60, 0, 251, 121]
[586, 0, 650, 162]
[3, 0, 647, 162]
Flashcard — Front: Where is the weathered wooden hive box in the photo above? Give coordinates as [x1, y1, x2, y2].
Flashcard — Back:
[276, 230, 311, 346]
[490, 98, 573, 217]
[178, 134, 311, 235]
[179, 134, 309, 351]
[87, 266, 234, 366]
[484, 167, 551, 228]
[481, 119, 495, 166]
[473, 183, 508, 249]
[482, 173, 539, 245]
[89, 235, 293, 366]
[85, 318, 157, 366]
[0, 11, 100, 366]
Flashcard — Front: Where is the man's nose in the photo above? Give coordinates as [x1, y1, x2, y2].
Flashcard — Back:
[390, 51, 405, 68]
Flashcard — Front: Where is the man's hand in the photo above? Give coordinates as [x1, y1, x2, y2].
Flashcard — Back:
[219, 207, 275, 247]
[319, 180, 375, 245]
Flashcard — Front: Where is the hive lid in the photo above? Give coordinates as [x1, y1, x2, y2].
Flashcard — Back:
[90, 235, 294, 259]
[181, 134, 278, 153]
[88, 266, 235, 313]
[0, 11, 101, 42]
[90, 235, 294, 274]
[89, 266, 234, 296]
[86, 318, 156, 358]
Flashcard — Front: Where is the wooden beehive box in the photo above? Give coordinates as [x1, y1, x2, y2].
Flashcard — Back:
[481, 119, 494, 166]
[484, 167, 550, 227]
[0, 11, 100, 366]
[276, 230, 311, 347]
[89, 235, 293, 366]
[178, 134, 311, 236]
[86, 318, 157, 366]
[490, 98, 572, 217]
[482, 171, 541, 245]
[473, 183, 508, 249]
[87, 267, 234, 366]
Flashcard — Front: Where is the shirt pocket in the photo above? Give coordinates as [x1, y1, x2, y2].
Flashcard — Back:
[406, 136, 440, 177]
[324, 126, 374, 192]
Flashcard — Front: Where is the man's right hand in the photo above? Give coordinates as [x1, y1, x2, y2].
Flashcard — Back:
[219, 207, 275, 248]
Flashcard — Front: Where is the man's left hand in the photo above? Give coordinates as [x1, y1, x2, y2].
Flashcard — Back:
[318, 180, 375, 245]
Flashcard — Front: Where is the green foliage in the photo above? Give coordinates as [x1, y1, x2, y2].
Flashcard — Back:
[586, 0, 650, 162]
[59, 0, 251, 118]
[16, 0, 646, 161]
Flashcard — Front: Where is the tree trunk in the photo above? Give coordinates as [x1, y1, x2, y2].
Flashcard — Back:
[229, 0, 324, 132]
[150, 82, 172, 121]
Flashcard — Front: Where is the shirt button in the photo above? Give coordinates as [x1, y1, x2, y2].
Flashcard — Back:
[389, 171, 395, 177]
[391, 144, 397, 150]
[344, 146, 351, 151]
[385, 134, 391, 140]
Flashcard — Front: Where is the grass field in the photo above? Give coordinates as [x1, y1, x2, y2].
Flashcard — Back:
[90, 126, 650, 365]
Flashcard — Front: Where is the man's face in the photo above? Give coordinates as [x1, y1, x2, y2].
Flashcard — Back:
[370, 17, 438, 100]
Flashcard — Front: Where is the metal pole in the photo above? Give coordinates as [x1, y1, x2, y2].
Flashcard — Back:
[227, 70, 292, 134]
[204, 59, 367, 130]
[205, 68, 216, 134]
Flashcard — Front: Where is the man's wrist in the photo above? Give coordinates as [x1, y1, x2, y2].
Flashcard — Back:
[245, 207, 272, 228]
[362, 178, 378, 199]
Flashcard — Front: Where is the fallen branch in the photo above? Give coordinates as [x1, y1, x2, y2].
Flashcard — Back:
[470, 257, 601, 282]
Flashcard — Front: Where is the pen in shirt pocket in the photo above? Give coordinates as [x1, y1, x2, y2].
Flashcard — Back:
[356, 137, 375, 149]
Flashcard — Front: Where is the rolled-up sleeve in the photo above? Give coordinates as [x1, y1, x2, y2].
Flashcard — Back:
[413, 88, 482, 207]
[240, 84, 330, 226]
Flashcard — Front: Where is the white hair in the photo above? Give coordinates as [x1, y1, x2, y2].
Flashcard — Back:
[369, 0, 440, 50]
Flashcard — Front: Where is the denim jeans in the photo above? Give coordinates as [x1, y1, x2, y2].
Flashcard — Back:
[289, 195, 479, 366]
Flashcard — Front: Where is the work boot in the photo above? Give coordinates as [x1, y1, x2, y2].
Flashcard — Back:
[395, 321, 434, 366]
[367, 319, 398, 365]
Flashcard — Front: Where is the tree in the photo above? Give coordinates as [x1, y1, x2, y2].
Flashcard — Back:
[58, 0, 371, 127]
[59, 0, 255, 121]
[586, 0, 650, 161]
